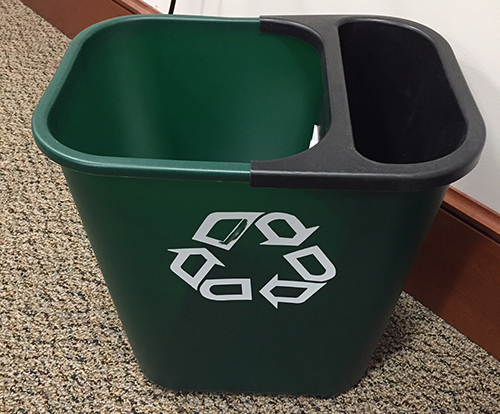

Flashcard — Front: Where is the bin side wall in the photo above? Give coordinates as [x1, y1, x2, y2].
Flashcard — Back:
[61, 168, 446, 395]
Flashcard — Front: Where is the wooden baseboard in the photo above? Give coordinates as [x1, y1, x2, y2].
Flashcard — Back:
[113, 0, 160, 15]
[20, 0, 159, 39]
[20, 0, 500, 360]
[405, 187, 500, 360]
[442, 187, 500, 244]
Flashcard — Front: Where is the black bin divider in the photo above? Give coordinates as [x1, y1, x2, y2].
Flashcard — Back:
[340, 20, 466, 164]
[251, 15, 485, 191]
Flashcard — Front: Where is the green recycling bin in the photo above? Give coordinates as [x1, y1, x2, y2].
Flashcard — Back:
[32, 15, 485, 396]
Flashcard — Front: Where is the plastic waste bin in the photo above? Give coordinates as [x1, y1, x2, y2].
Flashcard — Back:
[32, 14, 485, 396]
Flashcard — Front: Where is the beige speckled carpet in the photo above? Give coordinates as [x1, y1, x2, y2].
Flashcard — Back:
[1, 0, 500, 412]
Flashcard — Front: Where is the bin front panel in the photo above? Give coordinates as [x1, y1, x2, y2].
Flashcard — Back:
[62, 168, 446, 395]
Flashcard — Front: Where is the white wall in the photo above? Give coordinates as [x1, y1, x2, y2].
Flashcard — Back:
[148, 0, 500, 212]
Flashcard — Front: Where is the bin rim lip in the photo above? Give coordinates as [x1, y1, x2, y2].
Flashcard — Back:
[252, 14, 486, 191]
[32, 14, 257, 182]
[33, 14, 486, 190]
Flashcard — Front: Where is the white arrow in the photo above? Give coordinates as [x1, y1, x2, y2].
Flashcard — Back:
[199, 278, 252, 301]
[192, 212, 264, 250]
[255, 212, 319, 246]
[259, 275, 326, 309]
[168, 248, 224, 289]
[284, 245, 337, 282]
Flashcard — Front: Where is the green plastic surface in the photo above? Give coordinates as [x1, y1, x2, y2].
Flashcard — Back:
[32, 15, 453, 395]
[33, 15, 324, 180]
[63, 168, 446, 395]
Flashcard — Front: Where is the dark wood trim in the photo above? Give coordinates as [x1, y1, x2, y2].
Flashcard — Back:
[113, 0, 160, 15]
[442, 187, 500, 244]
[18, 0, 500, 360]
[20, 0, 159, 39]
[405, 187, 500, 360]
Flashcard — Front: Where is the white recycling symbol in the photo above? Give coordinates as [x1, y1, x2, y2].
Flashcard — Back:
[167, 212, 337, 308]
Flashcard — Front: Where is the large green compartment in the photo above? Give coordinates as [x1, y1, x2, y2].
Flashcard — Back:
[32, 15, 484, 395]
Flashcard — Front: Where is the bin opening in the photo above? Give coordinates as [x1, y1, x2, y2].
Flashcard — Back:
[36, 15, 484, 189]
[339, 21, 467, 164]
[46, 18, 324, 166]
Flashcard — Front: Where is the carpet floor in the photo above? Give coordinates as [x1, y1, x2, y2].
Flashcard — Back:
[1, 0, 500, 412]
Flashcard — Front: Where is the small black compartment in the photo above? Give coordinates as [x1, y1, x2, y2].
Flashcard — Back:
[339, 20, 467, 164]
